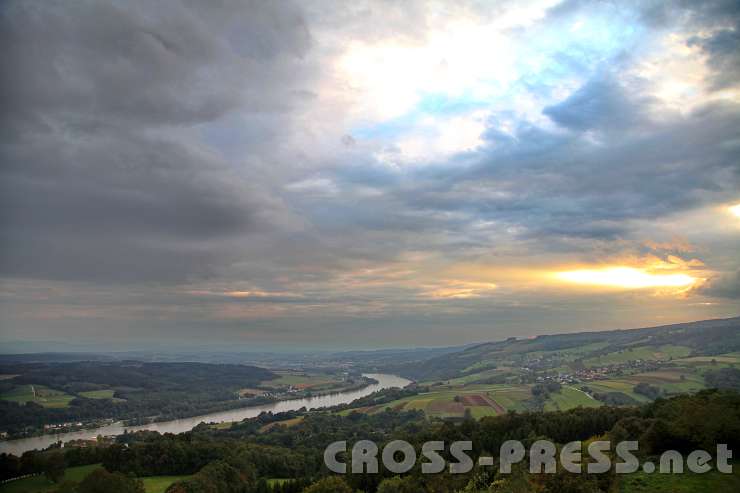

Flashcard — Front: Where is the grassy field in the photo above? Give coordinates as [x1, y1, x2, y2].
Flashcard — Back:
[544, 387, 601, 411]
[480, 384, 531, 413]
[341, 383, 533, 419]
[259, 416, 304, 432]
[0, 385, 75, 408]
[141, 475, 191, 493]
[78, 389, 115, 399]
[525, 342, 612, 362]
[262, 371, 342, 390]
[583, 367, 706, 402]
[619, 466, 740, 492]
[0, 464, 101, 493]
[0, 464, 189, 493]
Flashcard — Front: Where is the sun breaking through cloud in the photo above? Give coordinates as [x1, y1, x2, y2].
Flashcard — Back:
[555, 267, 697, 290]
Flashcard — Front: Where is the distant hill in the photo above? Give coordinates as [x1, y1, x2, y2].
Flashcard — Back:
[383, 317, 740, 382]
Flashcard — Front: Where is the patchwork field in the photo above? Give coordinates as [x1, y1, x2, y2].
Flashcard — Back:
[544, 386, 601, 411]
[677, 354, 740, 364]
[262, 371, 342, 390]
[344, 384, 532, 419]
[584, 367, 707, 402]
[0, 384, 75, 408]
[259, 416, 304, 432]
[583, 345, 692, 367]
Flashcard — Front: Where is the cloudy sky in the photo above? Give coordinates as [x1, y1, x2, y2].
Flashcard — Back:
[1, 0, 739, 350]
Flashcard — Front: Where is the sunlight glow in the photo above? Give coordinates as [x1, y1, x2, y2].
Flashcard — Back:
[729, 203, 740, 218]
[422, 281, 498, 299]
[555, 267, 697, 289]
[338, 23, 518, 120]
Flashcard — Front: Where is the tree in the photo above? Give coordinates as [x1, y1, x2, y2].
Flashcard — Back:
[78, 469, 144, 493]
[302, 476, 353, 493]
[43, 452, 66, 483]
[0, 453, 21, 481]
[633, 383, 661, 400]
[377, 476, 426, 493]
[166, 460, 253, 493]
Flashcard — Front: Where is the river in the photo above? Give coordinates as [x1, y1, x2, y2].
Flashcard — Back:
[0, 373, 411, 456]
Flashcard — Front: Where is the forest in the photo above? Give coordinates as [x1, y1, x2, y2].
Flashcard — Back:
[2, 388, 738, 492]
[0, 362, 276, 434]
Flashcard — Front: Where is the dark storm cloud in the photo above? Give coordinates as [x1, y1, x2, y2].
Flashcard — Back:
[0, 0, 311, 282]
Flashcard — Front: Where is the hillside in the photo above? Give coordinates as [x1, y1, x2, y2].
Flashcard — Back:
[351, 317, 740, 421]
[0, 361, 277, 436]
[384, 317, 740, 382]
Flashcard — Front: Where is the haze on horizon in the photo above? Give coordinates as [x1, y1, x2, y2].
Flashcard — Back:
[1, 0, 739, 350]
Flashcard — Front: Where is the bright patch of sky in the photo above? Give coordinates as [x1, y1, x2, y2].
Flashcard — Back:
[341, 5, 644, 163]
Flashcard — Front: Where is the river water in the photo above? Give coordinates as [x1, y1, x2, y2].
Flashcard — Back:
[0, 373, 411, 456]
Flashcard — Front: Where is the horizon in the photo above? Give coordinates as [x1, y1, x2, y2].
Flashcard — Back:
[1, 0, 740, 349]
[2, 315, 738, 354]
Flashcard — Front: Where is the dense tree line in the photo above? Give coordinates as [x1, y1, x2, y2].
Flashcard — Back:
[705, 367, 740, 391]
[5, 389, 739, 492]
[633, 382, 661, 399]
[0, 362, 276, 434]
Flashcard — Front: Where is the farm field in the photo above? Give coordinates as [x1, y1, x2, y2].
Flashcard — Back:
[678, 355, 740, 364]
[440, 367, 505, 386]
[525, 342, 612, 362]
[583, 345, 692, 367]
[583, 367, 706, 402]
[0, 384, 75, 408]
[348, 361, 716, 421]
[78, 389, 115, 399]
[344, 384, 532, 419]
[261, 371, 342, 390]
[630, 369, 706, 394]
[259, 416, 304, 432]
[544, 386, 601, 411]
[583, 380, 652, 403]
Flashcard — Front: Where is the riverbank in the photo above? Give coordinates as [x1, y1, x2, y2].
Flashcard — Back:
[0, 374, 410, 456]
[1, 375, 379, 441]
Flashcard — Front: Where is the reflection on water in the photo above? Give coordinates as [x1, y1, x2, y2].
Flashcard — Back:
[0, 374, 410, 456]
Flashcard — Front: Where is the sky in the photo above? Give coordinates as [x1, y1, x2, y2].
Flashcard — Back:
[1, 0, 739, 350]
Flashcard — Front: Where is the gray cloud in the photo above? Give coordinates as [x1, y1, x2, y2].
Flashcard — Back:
[698, 270, 740, 299]
[1, 0, 739, 347]
[0, 0, 311, 127]
[0, 0, 312, 283]
[543, 76, 654, 131]
[698, 270, 740, 300]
